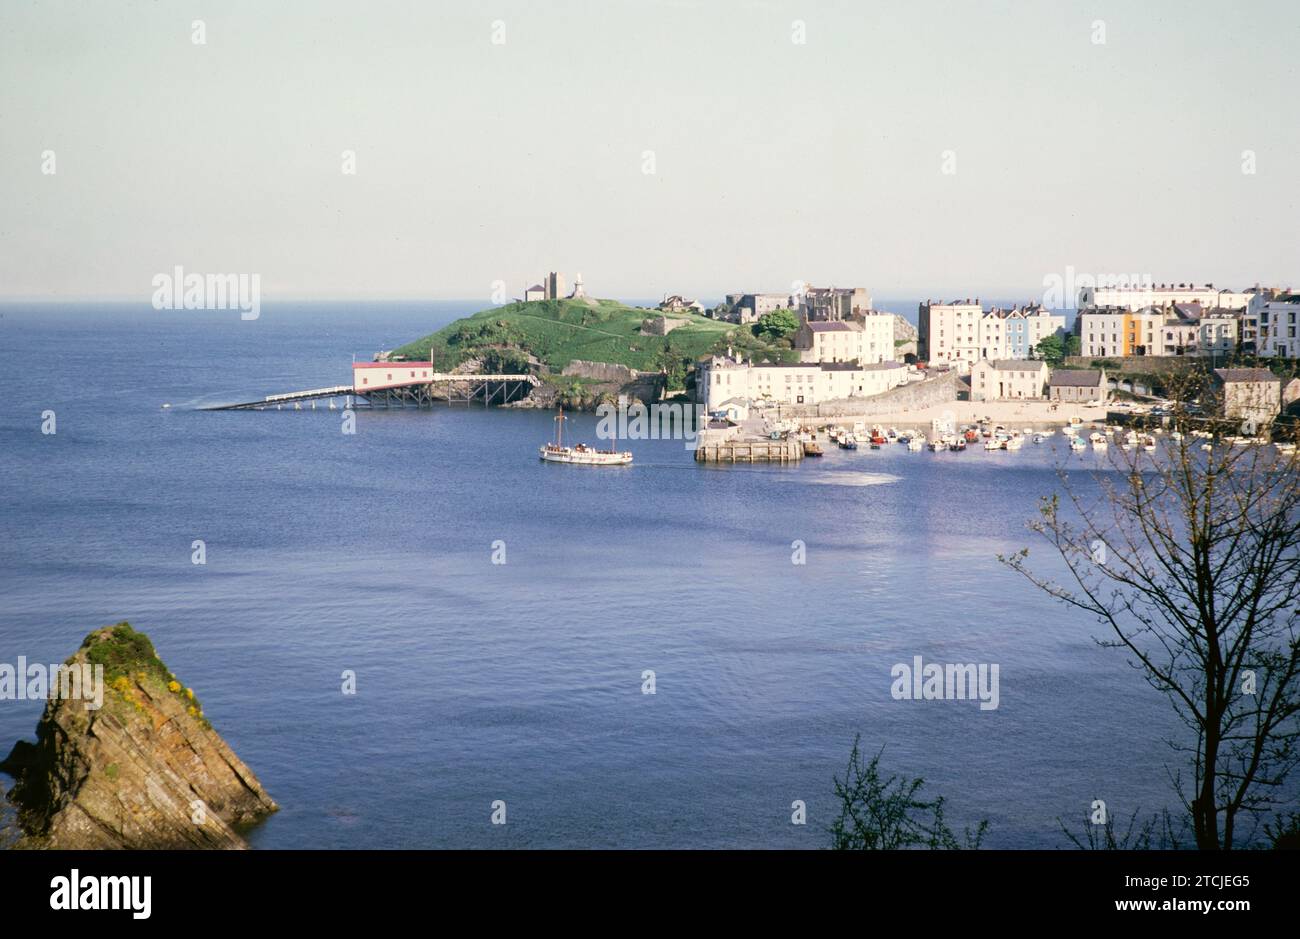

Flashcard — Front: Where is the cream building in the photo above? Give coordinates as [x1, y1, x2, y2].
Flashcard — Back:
[794, 314, 895, 365]
[969, 360, 1049, 401]
[918, 301, 983, 366]
[697, 356, 909, 410]
[1079, 282, 1256, 312]
[1260, 295, 1300, 358]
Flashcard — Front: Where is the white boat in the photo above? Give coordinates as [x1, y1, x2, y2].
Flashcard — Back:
[1005, 434, 1024, 451]
[1070, 436, 1087, 452]
[908, 435, 924, 451]
[1038, 428, 1056, 437]
[984, 437, 1003, 451]
[1089, 432, 1108, 449]
[1141, 435, 1156, 452]
[1169, 430, 1182, 441]
[539, 407, 632, 466]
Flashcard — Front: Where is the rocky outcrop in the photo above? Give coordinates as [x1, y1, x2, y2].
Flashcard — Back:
[892, 314, 918, 343]
[1, 623, 276, 849]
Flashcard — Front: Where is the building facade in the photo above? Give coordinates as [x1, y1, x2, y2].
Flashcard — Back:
[1260, 294, 1300, 358]
[1078, 306, 1241, 358]
[1213, 368, 1282, 426]
[918, 301, 1063, 367]
[918, 300, 982, 366]
[1078, 282, 1257, 312]
[353, 362, 433, 392]
[800, 286, 872, 322]
[1048, 368, 1107, 403]
[794, 314, 896, 365]
[969, 360, 1049, 401]
[722, 293, 793, 324]
[697, 356, 909, 409]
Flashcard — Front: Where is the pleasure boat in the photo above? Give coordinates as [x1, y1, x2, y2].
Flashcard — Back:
[539, 407, 633, 465]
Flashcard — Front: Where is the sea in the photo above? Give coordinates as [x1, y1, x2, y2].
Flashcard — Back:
[0, 299, 1230, 848]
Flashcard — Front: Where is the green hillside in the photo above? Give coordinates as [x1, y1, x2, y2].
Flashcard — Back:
[391, 298, 798, 387]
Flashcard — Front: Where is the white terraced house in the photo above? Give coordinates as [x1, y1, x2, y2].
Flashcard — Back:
[918, 301, 1064, 368]
[1078, 282, 1259, 312]
[1078, 304, 1240, 358]
[696, 355, 909, 409]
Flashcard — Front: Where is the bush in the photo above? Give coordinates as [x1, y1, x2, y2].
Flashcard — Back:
[830, 735, 988, 850]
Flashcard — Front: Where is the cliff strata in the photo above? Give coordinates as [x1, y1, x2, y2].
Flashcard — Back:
[1, 623, 276, 849]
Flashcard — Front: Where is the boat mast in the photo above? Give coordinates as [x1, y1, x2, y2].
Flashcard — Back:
[555, 406, 564, 449]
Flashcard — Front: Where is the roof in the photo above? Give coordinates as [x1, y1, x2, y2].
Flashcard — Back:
[986, 359, 1046, 372]
[1214, 368, 1280, 384]
[354, 362, 432, 369]
[806, 321, 856, 332]
[850, 361, 907, 371]
[1049, 369, 1104, 387]
[526, 284, 544, 291]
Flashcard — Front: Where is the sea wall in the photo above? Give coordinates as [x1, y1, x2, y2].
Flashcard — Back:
[1063, 354, 1201, 376]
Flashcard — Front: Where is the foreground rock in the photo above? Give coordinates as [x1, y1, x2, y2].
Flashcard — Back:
[1, 623, 277, 849]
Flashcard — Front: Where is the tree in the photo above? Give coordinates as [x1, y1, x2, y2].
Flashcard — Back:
[752, 308, 798, 343]
[1002, 376, 1300, 849]
[1034, 334, 1065, 365]
[1065, 334, 1081, 357]
[830, 735, 988, 849]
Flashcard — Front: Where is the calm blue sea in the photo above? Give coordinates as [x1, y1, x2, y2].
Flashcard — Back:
[0, 301, 1192, 848]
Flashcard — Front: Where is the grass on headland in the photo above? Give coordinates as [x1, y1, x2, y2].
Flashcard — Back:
[391, 298, 799, 382]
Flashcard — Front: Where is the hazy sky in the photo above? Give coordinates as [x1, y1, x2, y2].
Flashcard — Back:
[2, 0, 1297, 303]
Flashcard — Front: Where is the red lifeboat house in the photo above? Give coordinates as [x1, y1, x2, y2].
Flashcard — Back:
[351, 361, 435, 407]
[352, 361, 433, 393]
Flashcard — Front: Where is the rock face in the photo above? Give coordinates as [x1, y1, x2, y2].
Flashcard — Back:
[1, 623, 277, 849]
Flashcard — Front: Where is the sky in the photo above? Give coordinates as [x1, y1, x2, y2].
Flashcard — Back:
[1, 0, 1297, 304]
